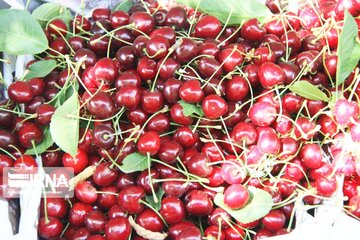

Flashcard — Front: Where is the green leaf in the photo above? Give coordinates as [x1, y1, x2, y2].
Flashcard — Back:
[32, 3, 63, 27]
[178, 100, 204, 116]
[114, 0, 134, 11]
[0, 9, 48, 55]
[25, 127, 54, 155]
[119, 153, 149, 173]
[50, 93, 79, 157]
[289, 81, 329, 101]
[177, 0, 271, 24]
[336, 10, 360, 86]
[214, 187, 273, 224]
[24, 60, 57, 80]
[145, 188, 165, 211]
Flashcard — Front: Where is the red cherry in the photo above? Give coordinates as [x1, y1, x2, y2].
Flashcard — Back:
[105, 217, 131, 240]
[224, 184, 250, 209]
[137, 131, 161, 156]
[62, 149, 88, 174]
[202, 94, 228, 120]
[195, 15, 222, 38]
[258, 62, 286, 89]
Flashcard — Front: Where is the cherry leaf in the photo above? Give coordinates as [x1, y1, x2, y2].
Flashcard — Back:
[0, 9, 48, 55]
[177, 0, 271, 24]
[145, 188, 165, 211]
[336, 10, 360, 86]
[178, 100, 204, 116]
[289, 81, 329, 102]
[114, 0, 133, 11]
[214, 187, 273, 224]
[119, 152, 149, 173]
[50, 93, 79, 157]
[24, 60, 57, 80]
[32, 3, 64, 27]
[25, 127, 54, 155]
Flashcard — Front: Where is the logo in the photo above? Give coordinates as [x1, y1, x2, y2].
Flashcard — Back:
[3, 167, 74, 198]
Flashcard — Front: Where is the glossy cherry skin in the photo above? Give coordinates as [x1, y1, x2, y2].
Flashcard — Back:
[85, 209, 107, 233]
[168, 221, 197, 240]
[15, 121, 42, 148]
[165, 6, 188, 29]
[115, 85, 141, 109]
[136, 208, 165, 232]
[141, 90, 164, 113]
[72, 15, 91, 33]
[89, 34, 109, 54]
[261, 210, 286, 231]
[160, 196, 186, 225]
[129, 12, 155, 35]
[186, 153, 213, 178]
[173, 126, 198, 148]
[110, 10, 129, 28]
[8, 81, 33, 103]
[195, 15, 222, 38]
[105, 217, 131, 240]
[92, 8, 111, 20]
[36, 104, 55, 126]
[137, 131, 161, 156]
[93, 58, 118, 85]
[224, 184, 250, 209]
[75, 181, 98, 204]
[175, 38, 198, 64]
[48, 19, 67, 37]
[49, 37, 69, 56]
[97, 186, 118, 209]
[62, 148, 88, 174]
[198, 57, 223, 78]
[179, 80, 204, 103]
[86, 92, 116, 119]
[74, 48, 97, 67]
[146, 35, 170, 60]
[158, 140, 183, 164]
[170, 103, 193, 125]
[118, 185, 145, 214]
[249, 102, 277, 127]
[40, 198, 68, 219]
[184, 190, 214, 216]
[69, 202, 93, 226]
[231, 122, 258, 145]
[93, 162, 118, 187]
[202, 94, 228, 120]
[69, 36, 86, 51]
[38, 217, 63, 240]
[258, 62, 286, 89]
[300, 143, 323, 169]
[241, 18, 266, 42]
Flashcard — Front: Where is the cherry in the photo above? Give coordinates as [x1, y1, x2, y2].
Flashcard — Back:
[49, 37, 69, 56]
[93, 58, 118, 85]
[40, 198, 68, 219]
[36, 104, 55, 126]
[241, 18, 266, 42]
[231, 122, 258, 145]
[28, 78, 45, 96]
[224, 225, 245, 240]
[75, 181, 98, 204]
[198, 57, 223, 78]
[92, 8, 111, 21]
[117, 185, 145, 214]
[253, 47, 276, 65]
[129, 12, 154, 35]
[195, 15, 222, 38]
[0, 154, 13, 173]
[25, 96, 45, 114]
[146, 113, 170, 133]
[85, 210, 107, 233]
[93, 162, 118, 187]
[108, 204, 126, 219]
[261, 209, 286, 231]
[160, 196, 186, 224]
[18, 122, 43, 148]
[72, 15, 91, 33]
[154, 9, 168, 26]
[165, 6, 188, 29]
[258, 62, 285, 89]
[72, 227, 91, 240]
[294, 117, 317, 140]
[110, 10, 129, 28]
[202, 94, 228, 119]
[146, 35, 170, 60]
[179, 80, 204, 103]
[62, 148, 88, 174]
[115, 85, 141, 109]
[225, 75, 249, 102]
[150, 27, 176, 44]
[198, 41, 220, 57]
[224, 184, 250, 209]
[97, 186, 118, 209]
[157, 58, 180, 79]
[253, 228, 274, 239]
[136, 208, 165, 232]
[300, 143, 323, 169]
[316, 176, 337, 197]
[186, 152, 213, 178]
[137, 56, 157, 80]
[333, 99, 359, 127]
[116, 46, 136, 69]
[89, 34, 109, 54]
[175, 38, 198, 64]
[177, 226, 202, 240]
[86, 92, 116, 119]
[74, 48, 97, 68]
[69, 202, 93, 226]
[105, 217, 131, 240]
[249, 102, 277, 127]
[8, 81, 33, 103]
[48, 19, 67, 37]
[69, 36, 86, 51]
[137, 131, 161, 156]
[157, 140, 183, 164]
[38, 217, 63, 240]
[221, 159, 246, 184]
[205, 226, 225, 240]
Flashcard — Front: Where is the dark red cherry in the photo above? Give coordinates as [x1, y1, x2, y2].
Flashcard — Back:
[74, 48, 97, 67]
[202, 94, 228, 120]
[38, 217, 63, 240]
[105, 217, 131, 240]
[62, 149, 88, 174]
[18, 122, 43, 148]
[137, 131, 161, 156]
[241, 18, 266, 42]
[8, 81, 33, 103]
[160, 196, 186, 225]
[258, 62, 286, 89]
[129, 12, 154, 36]
[141, 90, 164, 114]
[117, 185, 145, 214]
[195, 15, 222, 38]
[93, 58, 118, 85]
[48, 19, 67, 37]
[146, 35, 170, 60]
[165, 6, 188, 29]
[198, 57, 223, 78]
[179, 80, 204, 103]
[110, 10, 129, 28]
[86, 92, 116, 119]
[36, 104, 55, 126]
[115, 85, 141, 109]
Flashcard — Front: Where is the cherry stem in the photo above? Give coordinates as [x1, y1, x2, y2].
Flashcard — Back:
[147, 152, 158, 203]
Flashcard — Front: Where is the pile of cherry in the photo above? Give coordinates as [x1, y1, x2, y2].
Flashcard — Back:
[1, 0, 360, 239]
